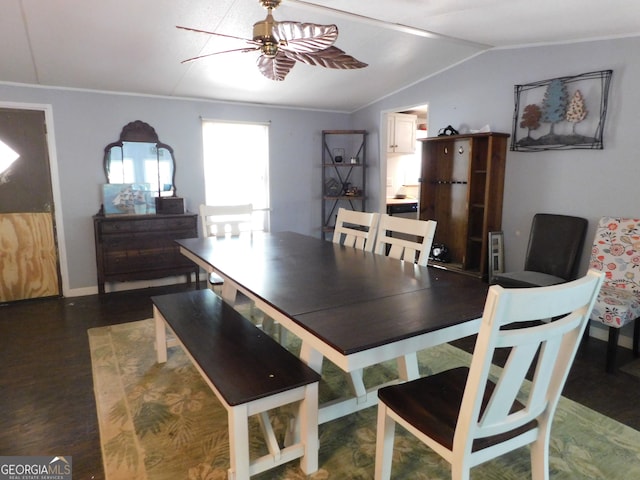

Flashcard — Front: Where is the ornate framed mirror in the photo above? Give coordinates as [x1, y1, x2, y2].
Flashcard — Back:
[103, 120, 176, 198]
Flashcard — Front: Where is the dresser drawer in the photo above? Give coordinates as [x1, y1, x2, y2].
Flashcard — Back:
[99, 216, 196, 234]
[103, 247, 191, 274]
[94, 213, 199, 292]
[101, 229, 196, 249]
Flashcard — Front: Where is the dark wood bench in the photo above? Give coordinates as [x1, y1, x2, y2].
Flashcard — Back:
[152, 289, 320, 480]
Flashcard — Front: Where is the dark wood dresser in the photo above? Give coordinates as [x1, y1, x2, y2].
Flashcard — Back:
[93, 213, 199, 294]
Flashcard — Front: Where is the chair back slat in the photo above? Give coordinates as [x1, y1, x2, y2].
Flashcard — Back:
[481, 342, 539, 426]
[200, 204, 254, 238]
[456, 271, 604, 446]
[374, 214, 437, 266]
[332, 208, 379, 252]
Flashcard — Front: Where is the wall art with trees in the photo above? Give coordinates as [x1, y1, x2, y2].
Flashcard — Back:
[511, 70, 612, 151]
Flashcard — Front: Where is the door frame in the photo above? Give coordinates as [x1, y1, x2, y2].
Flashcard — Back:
[378, 103, 429, 214]
[0, 101, 69, 297]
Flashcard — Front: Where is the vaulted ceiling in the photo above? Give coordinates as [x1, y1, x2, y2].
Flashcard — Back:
[2, 0, 638, 112]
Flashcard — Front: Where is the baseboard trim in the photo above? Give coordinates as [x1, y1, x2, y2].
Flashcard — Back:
[589, 323, 634, 350]
[65, 273, 200, 297]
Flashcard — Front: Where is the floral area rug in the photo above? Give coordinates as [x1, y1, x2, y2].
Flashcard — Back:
[89, 317, 640, 480]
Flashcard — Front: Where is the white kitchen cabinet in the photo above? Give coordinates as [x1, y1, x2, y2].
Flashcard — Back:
[387, 113, 417, 154]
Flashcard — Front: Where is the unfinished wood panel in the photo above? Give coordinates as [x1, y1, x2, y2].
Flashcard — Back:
[0, 212, 59, 301]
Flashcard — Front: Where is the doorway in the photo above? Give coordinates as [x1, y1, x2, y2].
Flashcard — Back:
[0, 104, 65, 302]
[380, 104, 428, 214]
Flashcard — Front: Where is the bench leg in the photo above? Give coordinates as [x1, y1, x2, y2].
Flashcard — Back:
[228, 404, 251, 480]
[154, 307, 168, 364]
[299, 382, 319, 474]
[257, 412, 281, 460]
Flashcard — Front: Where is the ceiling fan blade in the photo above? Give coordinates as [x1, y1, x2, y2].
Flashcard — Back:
[181, 47, 259, 64]
[274, 22, 338, 53]
[256, 51, 296, 81]
[283, 46, 367, 70]
[176, 25, 260, 46]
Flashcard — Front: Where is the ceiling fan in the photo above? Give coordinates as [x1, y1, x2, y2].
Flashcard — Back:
[177, 0, 367, 81]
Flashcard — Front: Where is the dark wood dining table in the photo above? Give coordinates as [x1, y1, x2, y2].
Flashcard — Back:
[177, 231, 489, 424]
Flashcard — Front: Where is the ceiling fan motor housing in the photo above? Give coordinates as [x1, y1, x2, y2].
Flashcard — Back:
[253, 13, 279, 57]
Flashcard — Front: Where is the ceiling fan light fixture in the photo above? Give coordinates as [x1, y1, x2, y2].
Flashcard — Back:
[260, 41, 279, 58]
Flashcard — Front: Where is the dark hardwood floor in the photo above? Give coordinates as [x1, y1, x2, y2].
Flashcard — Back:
[1, 283, 639, 479]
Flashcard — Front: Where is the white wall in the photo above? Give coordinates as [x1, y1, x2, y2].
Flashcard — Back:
[0, 84, 351, 294]
[352, 35, 640, 342]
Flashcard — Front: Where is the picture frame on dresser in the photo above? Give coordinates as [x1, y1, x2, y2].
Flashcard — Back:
[102, 183, 156, 215]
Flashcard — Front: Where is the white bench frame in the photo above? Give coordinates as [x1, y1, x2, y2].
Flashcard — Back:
[154, 306, 319, 480]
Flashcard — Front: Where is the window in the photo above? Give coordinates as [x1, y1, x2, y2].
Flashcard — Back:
[202, 120, 270, 232]
[0, 138, 20, 174]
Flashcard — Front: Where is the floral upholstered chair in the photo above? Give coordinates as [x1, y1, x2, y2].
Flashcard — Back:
[588, 217, 640, 372]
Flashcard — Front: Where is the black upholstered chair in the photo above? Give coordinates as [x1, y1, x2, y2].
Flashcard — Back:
[491, 213, 588, 288]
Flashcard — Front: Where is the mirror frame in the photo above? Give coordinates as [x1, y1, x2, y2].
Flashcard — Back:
[103, 120, 177, 197]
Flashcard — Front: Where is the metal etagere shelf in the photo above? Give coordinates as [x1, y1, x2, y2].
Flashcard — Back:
[321, 130, 367, 240]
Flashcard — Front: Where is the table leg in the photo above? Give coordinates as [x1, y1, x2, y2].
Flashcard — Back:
[299, 342, 324, 373]
[154, 307, 167, 364]
[221, 280, 238, 304]
[347, 369, 367, 402]
[396, 352, 420, 381]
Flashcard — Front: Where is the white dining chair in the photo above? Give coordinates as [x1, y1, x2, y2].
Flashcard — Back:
[332, 208, 380, 251]
[374, 269, 604, 480]
[374, 214, 437, 266]
[199, 203, 284, 340]
[200, 203, 254, 239]
[199, 203, 254, 291]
